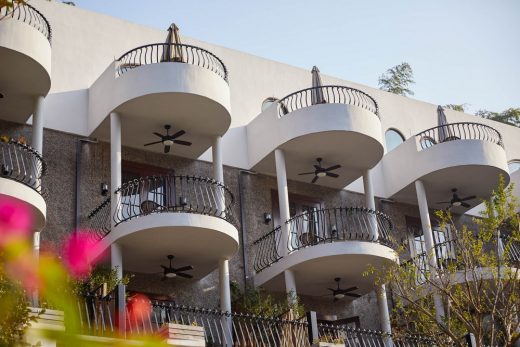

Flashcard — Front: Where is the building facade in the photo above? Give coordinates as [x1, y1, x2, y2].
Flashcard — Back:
[1, 0, 519, 339]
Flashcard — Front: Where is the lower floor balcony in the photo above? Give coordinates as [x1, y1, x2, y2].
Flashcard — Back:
[87, 175, 239, 279]
[252, 207, 398, 297]
[0, 139, 46, 229]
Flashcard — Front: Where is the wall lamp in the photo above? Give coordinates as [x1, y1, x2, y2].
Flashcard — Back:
[263, 213, 272, 225]
[101, 183, 109, 196]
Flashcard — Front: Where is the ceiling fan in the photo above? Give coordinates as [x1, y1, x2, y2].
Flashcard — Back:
[144, 125, 192, 153]
[323, 278, 361, 302]
[298, 158, 341, 184]
[436, 188, 476, 209]
[159, 255, 193, 280]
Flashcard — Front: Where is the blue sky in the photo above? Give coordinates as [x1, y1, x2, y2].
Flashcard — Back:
[72, 0, 519, 113]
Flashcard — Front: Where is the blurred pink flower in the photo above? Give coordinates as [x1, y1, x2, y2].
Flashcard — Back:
[61, 230, 105, 278]
[5, 254, 42, 292]
[0, 196, 32, 246]
[127, 293, 152, 323]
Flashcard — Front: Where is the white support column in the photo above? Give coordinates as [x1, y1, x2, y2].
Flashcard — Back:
[110, 112, 122, 229]
[363, 170, 379, 240]
[274, 149, 291, 257]
[32, 96, 45, 154]
[219, 259, 233, 345]
[376, 284, 392, 334]
[284, 269, 298, 304]
[212, 136, 225, 216]
[415, 180, 446, 324]
[111, 242, 125, 333]
[111, 243, 123, 279]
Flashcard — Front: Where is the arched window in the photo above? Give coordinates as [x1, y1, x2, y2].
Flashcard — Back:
[261, 97, 278, 112]
[385, 129, 405, 152]
[508, 160, 520, 174]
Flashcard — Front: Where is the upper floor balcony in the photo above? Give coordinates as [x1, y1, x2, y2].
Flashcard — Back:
[379, 122, 508, 213]
[87, 175, 239, 279]
[0, 4, 52, 123]
[247, 85, 384, 188]
[89, 43, 231, 159]
[0, 140, 46, 230]
[252, 206, 397, 297]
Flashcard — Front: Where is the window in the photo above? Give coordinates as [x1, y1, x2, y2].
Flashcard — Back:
[271, 191, 322, 226]
[508, 160, 520, 174]
[261, 97, 278, 112]
[384, 129, 405, 152]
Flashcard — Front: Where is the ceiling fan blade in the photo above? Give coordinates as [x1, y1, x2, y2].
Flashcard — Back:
[173, 140, 192, 146]
[326, 172, 339, 178]
[144, 140, 163, 146]
[164, 145, 171, 153]
[461, 202, 471, 208]
[436, 201, 451, 204]
[460, 195, 476, 202]
[176, 272, 193, 279]
[160, 265, 168, 270]
[153, 132, 164, 138]
[298, 172, 316, 176]
[171, 130, 186, 139]
[313, 165, 321, 170]
[327, 288, 336, 292]
[345, 293, 361, 298]
[341, 287, 358, 292]
[324, 165, 341, 171]
[311, 176, 319, 184]
[174, 266, 193, 272]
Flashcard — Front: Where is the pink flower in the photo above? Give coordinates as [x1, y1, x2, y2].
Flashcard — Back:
[0, 196, 32, 247]
[61, 230, 105, 278]
[127, 294, 152, 323]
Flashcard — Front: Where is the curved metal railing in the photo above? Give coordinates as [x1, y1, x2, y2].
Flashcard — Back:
[0, 3, 52, 42]
[253, 207, 395, 273]
[416, 122, 504, 150]
[86, 197, 111, 240]
[0, 140, 46, 193]
[278, 85, 379, 118]
[116, 43, 228, 81]
[113, 175, 234, 227]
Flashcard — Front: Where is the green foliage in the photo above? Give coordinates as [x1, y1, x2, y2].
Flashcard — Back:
[444, 104, 467, 112]
[373, 176, 520, 346]
[476, 107, 520, 128]
[378, 62, 415, 97]
[230, 281, 305, 318]
[70, 266, 131, 297]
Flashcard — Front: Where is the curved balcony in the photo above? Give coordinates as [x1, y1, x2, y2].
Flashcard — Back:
[0, 4, 52, 123]
[88, 43, 231, 159]
[0, 140, 46, 230]
[253, 207, 398, 297]
[380, 122, 508, 213]
[247, 86, 383, 188]
[91, 175, 239, 279]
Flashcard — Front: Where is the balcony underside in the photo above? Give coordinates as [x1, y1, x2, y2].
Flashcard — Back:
[248, 104, 384, 188]
[0, 19, 51, 122]
[381, 139, 509, 214]
[254, 241, 397, 297]
[102, 213, 239, 279]
[89, 63, 231, 159]
[0, 177, 46, 231]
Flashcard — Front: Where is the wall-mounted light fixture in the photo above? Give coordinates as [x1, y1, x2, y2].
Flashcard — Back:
[263, 212, 272, 225]
[101, 183, 109, 196]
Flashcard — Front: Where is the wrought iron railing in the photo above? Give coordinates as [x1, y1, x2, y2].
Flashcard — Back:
[253, 207, 395, 273]
[116, 43, 228, 81]
[113, 175, 234, 227]
[415, 122, 503, 150]
[86, 197, 111, 240]
[318, 322, 436, 346]
[0, 3, 52, 42]
[0, 140, 46, 194]
[278, 85, 379, 118]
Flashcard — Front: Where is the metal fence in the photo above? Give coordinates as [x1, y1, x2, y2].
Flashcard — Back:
[113, 175, 235, 227]
[415, 122, 503, 150]
[116, 43, 228, 81]
[278, 85, 379, 118]
[253, 207, 395, 273]
[0, 2, 52, 42]
[0, 140, 46, 193]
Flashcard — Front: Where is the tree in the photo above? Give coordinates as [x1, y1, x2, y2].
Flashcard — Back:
[378, 62, 415, 97]
[370, 176, 520, 346]
[444, 104, 467, 112]
[476, 108, 520, 128]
